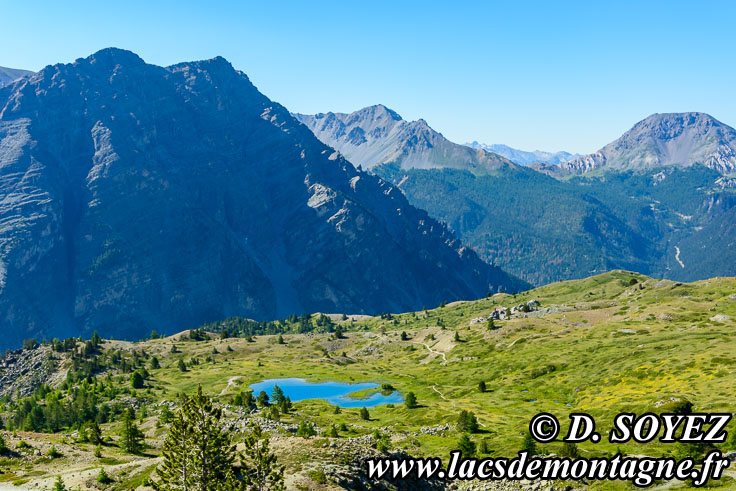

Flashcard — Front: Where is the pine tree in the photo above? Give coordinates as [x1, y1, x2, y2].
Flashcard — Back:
[177, 359, 187, 372]
[152, 386, 238, 491]
[87, 420, 103, 445]
[561, 441, 579, 458]
[457, 434, 476, 457]
[131, 371, 144, 389]
[97, 468, 113, 484]
[456, 410, 479, 433]
[271, 385, 285, 405]
[150, 356, 161, 369]
[404, 392, 417, 409]
[257, 391, 269, 407]
[120, 409, 145, 454]
[521, 431, 537, 456]
[52, 476, 67, 491]
[241, 423, 284, 491]
[0, 433, 7, 454]
[478, 381, 486, 393]
[359, 407, 370, 421]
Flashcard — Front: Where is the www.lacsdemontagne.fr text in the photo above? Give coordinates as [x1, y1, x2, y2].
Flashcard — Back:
[366, 450, 730, 487]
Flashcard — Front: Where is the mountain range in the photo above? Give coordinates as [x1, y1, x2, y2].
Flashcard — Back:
[0, 49, 521, 349]
[298, 107, 736, 286]
[294, 105, 512, 174]
[0, 66, 34, 87]
[464, 142, 581, 165]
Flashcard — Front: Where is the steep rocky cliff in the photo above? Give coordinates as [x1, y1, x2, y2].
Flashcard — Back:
[0, 49, 521, 349]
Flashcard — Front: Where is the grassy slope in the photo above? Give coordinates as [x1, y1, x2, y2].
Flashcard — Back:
[5, 270, 736, 489]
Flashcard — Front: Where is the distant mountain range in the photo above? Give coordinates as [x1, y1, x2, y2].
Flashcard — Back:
[0, 66, 33, 87]
[294, 105, 512, 174]
[299, 106, 736, 286]
[464, 142, 581, 166]
[544, 112, 736, 176]
[0, 49, 521, 349]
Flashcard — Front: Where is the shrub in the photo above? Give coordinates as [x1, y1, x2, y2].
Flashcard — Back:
[404, 392, 417, 409]
[560, 441, 579, 458]
[521, 431, 537, 455]
[457, 434, 476, 457]
[296, 420, 316, 438]
[308, 469, 327, 484]
[97, 468, 114, 484]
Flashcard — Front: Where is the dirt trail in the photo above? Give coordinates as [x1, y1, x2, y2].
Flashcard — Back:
[220, 375, 242, 395]
[414, 341, 447, 362]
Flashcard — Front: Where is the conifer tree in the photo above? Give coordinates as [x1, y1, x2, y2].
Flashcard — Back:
[257, 391, 269, 407]
[241, 423, 284, 491]
[457, 433, 476, 457]
[404, 392, 417, 409]
[52, 476, 67, 491]
[120, 409, 145, 454]
[271, 385, 285, 406]
[521, 431, 537, 456]
[153, 386, 238, 491]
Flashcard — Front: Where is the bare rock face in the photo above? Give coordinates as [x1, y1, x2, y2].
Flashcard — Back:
[294, 105, 514, 174]
[556, 112, 736, 175]
[0, 49, 521, 349]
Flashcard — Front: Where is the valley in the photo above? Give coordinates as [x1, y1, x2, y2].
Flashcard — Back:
[1, 271, 735, 489]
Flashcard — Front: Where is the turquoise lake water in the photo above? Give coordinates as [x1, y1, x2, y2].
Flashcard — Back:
[248, 378, 404, 408]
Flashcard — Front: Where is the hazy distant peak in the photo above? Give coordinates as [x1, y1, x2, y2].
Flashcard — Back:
[465, 142, 581, 166]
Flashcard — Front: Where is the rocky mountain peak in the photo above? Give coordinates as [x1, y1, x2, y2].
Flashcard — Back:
[0, 49, 521, 350]
[556, 112, 736, 175]
[295, 105, 514, 174]
[85, 47, 147, 69]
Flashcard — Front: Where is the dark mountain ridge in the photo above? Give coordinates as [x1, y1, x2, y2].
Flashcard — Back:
[0, 48, 522, 349]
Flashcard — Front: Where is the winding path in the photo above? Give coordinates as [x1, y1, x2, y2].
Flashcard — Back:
[414, 341, 447, 362]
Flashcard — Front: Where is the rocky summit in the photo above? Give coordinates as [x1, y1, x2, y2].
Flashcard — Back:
[552, 112, 736, 175]
[294, 105, 513, 174]
[0, 48, 521, 350]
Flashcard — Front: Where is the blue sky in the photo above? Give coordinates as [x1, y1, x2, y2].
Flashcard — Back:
[1, 1, 734, 153]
